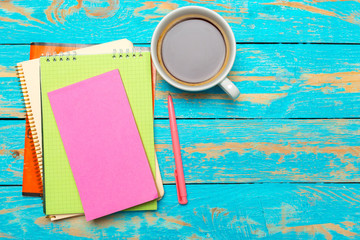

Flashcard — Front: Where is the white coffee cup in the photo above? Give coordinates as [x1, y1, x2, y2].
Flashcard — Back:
[151, 6, 240, 100]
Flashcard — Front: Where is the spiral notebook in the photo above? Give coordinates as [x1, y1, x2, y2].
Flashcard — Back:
[17, 41, 164, 221]
[41, 51, 157, 215]
[48, 70, 158, 220]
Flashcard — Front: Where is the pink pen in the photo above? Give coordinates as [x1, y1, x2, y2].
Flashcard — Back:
[168, 94, 188, 205]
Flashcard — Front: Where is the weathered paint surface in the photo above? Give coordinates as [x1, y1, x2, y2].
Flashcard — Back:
[1, 44, 360, 118]
[1, 185, 360, 239]
[0, 120, 24, 183]
[1, 1, 360, 239]
[0, 0, 360, 43]
[1, 119, 359, 184]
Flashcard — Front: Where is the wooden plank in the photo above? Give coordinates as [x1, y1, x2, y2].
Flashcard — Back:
[1, 119, 359, 184]
[0, 120, 24, 184]
[1, 44, 360, 119]
[154, 44, 360, 118]
[1, 184, 360, 239]
[0, 1, 360, 43]
[155, 119, 360, 183]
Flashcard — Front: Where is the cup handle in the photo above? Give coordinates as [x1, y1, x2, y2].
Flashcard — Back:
[219, 78, 240, 100]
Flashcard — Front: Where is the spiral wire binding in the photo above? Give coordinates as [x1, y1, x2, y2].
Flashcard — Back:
[111, 48, 143, 58]
[15, 64, 43, 192]
[44, 51, 77, 62]
[44, 49, 143, 62]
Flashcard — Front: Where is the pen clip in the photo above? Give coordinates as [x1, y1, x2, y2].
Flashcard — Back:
[175, 169, 188, 205]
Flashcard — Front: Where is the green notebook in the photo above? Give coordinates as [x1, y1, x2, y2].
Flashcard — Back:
[41, 52, 156, 215]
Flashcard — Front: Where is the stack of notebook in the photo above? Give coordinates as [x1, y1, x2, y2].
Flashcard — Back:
[16, 40, 164, 221]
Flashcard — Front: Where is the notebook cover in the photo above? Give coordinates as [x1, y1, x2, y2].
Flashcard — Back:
[48, 70, 158, 221]
[41, 52, 157, 215]
[22, 43, 86, 196]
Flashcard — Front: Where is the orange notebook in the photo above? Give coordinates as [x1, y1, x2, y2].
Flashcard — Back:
[22, 43, 89, 196]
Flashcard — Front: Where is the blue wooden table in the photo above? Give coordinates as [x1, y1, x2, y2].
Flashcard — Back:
[1, 1, 360, 239]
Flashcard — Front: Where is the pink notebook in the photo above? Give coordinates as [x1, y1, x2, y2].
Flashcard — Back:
[48, 69, 158, 221]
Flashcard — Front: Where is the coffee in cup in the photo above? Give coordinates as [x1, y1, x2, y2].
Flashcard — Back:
[151, 6, 240, 99]
[158, 16, 229, 86]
